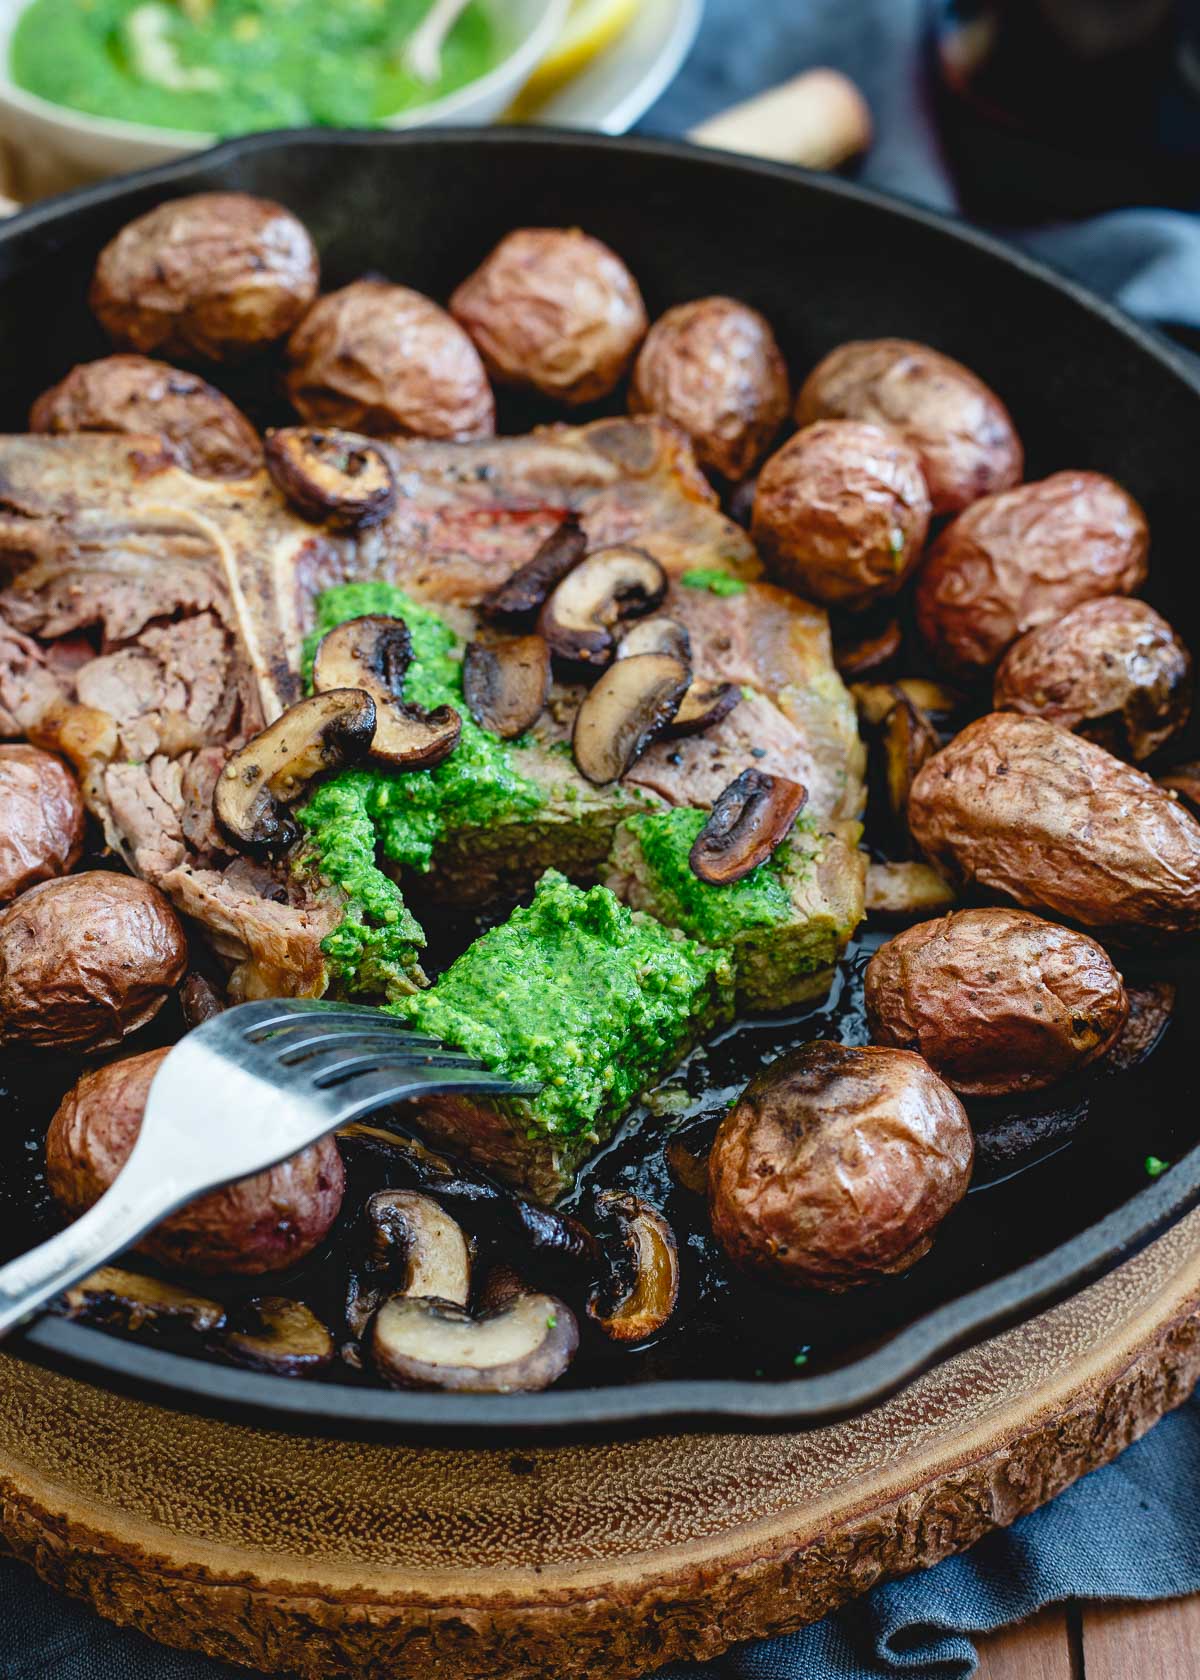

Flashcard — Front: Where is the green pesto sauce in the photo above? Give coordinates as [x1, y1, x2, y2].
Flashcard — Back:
[11, 0, 500, 135]
[624, 806, 804, 947]
[391, 871, 733, 1138]
[680, 567, 748, 597]
[295, 580, 543, 995]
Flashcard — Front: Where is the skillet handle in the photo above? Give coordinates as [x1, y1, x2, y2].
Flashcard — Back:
[687, 69, 872, 171]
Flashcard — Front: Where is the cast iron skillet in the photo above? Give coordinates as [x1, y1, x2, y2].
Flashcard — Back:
[1, 128, 1198, 1437]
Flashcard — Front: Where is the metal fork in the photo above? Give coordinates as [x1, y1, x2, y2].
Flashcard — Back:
[0, 998, 539, 1338]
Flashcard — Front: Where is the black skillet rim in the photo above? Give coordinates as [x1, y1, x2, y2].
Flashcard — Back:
[5, 126, 1200, 1436]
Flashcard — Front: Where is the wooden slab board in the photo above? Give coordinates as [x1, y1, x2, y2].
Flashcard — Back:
[1, 1208, 1199, 1679]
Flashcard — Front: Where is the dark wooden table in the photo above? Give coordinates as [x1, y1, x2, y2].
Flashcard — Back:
[978, 1598, 1200, 1677]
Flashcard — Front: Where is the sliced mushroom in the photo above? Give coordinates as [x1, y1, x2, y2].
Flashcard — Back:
[1100, 980, 1176, 1074]
[369, 1288, 578, 1393]
[666, 678, 742, 739]
[345, 1188, 471, 1339]
[179, 970, 225, 1028]
[882, 693, 941, 836]
[462, 635, 550, 739]
[572, 652, 690, 784]
[853, 679, 964, 731]
[587, 1191, 679, 1343]
[59, 1265, 226, 1335]
[311, 615, 462, 770]
[221, 1297, 335, 1376]
[264, 427, 395, 528]
[616, 616, 692, 665]
[664, 1132, 711, 1197]
[834, 619, 902, 680]
[1159, 762, 1200, 820]
[213, 688, 376, 852]
[689, 767, 808, 884]
[866, 860, 957, 920]
[482, 514, 588, 619]
[539, 546, 667, 669]
[336, 1122, 595, 1271]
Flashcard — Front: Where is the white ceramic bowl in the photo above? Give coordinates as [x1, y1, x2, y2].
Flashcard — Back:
[0, 0, 569, 195]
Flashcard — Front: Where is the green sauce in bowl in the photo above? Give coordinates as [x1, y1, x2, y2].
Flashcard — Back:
[10, 0, 501, 133]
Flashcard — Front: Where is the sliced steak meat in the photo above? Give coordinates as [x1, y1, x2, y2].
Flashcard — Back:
[0, 420, 864, 1000]
[161, 860, 344, 1002]
[75, 612, 240, 761]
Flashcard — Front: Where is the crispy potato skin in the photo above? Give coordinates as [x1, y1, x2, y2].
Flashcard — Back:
[628, 296, 789, 480]
[993, 596, 1192, 762]
[908, 713, 1200, 942]
[0, 744, 84, 905]
[46, 1048, 345, 1275]
[915, 471, 1150, 679]
[450, 228, 648, 405]
[795, 338, 1022, 514]
[89, 193, 318, 363]
[0, 872, 186, 1050]
[287, 279, 494, 440]
[30, 355, 262, 479]
[707, 1040, 972, 1289]
[752, 420, 931, 610]
[865, 907, 1129, 1097]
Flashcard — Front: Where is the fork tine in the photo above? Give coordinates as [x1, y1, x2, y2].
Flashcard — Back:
[304, 1048, 491, 1088]
[267, 1025, 460, 1063]
[237, 1004, 441, 1045]
[330, 1066, 541, 1120]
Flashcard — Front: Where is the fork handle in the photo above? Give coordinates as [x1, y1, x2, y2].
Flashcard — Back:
[0, 1154, 173, 1338]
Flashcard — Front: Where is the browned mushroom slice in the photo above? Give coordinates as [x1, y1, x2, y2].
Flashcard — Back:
[1159, 762, 1200, 819]
[615, 616, 693, 665]
[213, 688, 376, 852]
[264, 427, 395, 528]
[587, 1191, 680, 1343]
[179, 971, 225, 1028]
[311, 615, 462, 770]
[336, 1122, 596, 1271]
[222, 1297, 335, 1376]
[882, 693, 941, 833]
[1100, 980, 1176, 1074]
[462, 635, 551, 739]
[866, 860, 957, 920]
[369, 1290, 578, 1393]
[852, 679, 965, 732]
[664, 1133, 711, 1197]
[345, 1189, 471, 1339]
[482, 513, 588, 619]
[60, 1265, 226, 1336]
[572, 652, 690, 784]
[834, 619, 902, 680]
[689, 767, 808, 885]
[539, 546, 668, 668]
[666, 678, 742, 739]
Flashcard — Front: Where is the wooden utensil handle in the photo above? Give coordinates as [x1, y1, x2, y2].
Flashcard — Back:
[687, 69, 872, 171]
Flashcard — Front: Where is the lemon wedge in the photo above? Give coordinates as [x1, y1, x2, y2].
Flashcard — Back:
[514, 0, 640, 109]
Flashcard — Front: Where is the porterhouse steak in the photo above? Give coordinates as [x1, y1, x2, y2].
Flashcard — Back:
[0, 417, 864, 997]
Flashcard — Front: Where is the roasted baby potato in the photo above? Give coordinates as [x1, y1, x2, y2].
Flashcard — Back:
[286, 278, 494, 440]
[450, 227, 648, 405]
[46, 1048, 345, 1275]
[708, 1040, 973, 1289]
[752, 420, 931, 610]
[908, 712, 1200, 942]
[915, 471, 1150, 679]
[0, 871, 186, 1050]
[993, 596, 1192, 762]
[0, 744, 84, 905]
[89, 192, 318, 363]
[30, 354, 262, 479]
[795, 337, 1022, 514]
[865, 907, 1129, 1097]
[628, 296, 789, 480]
